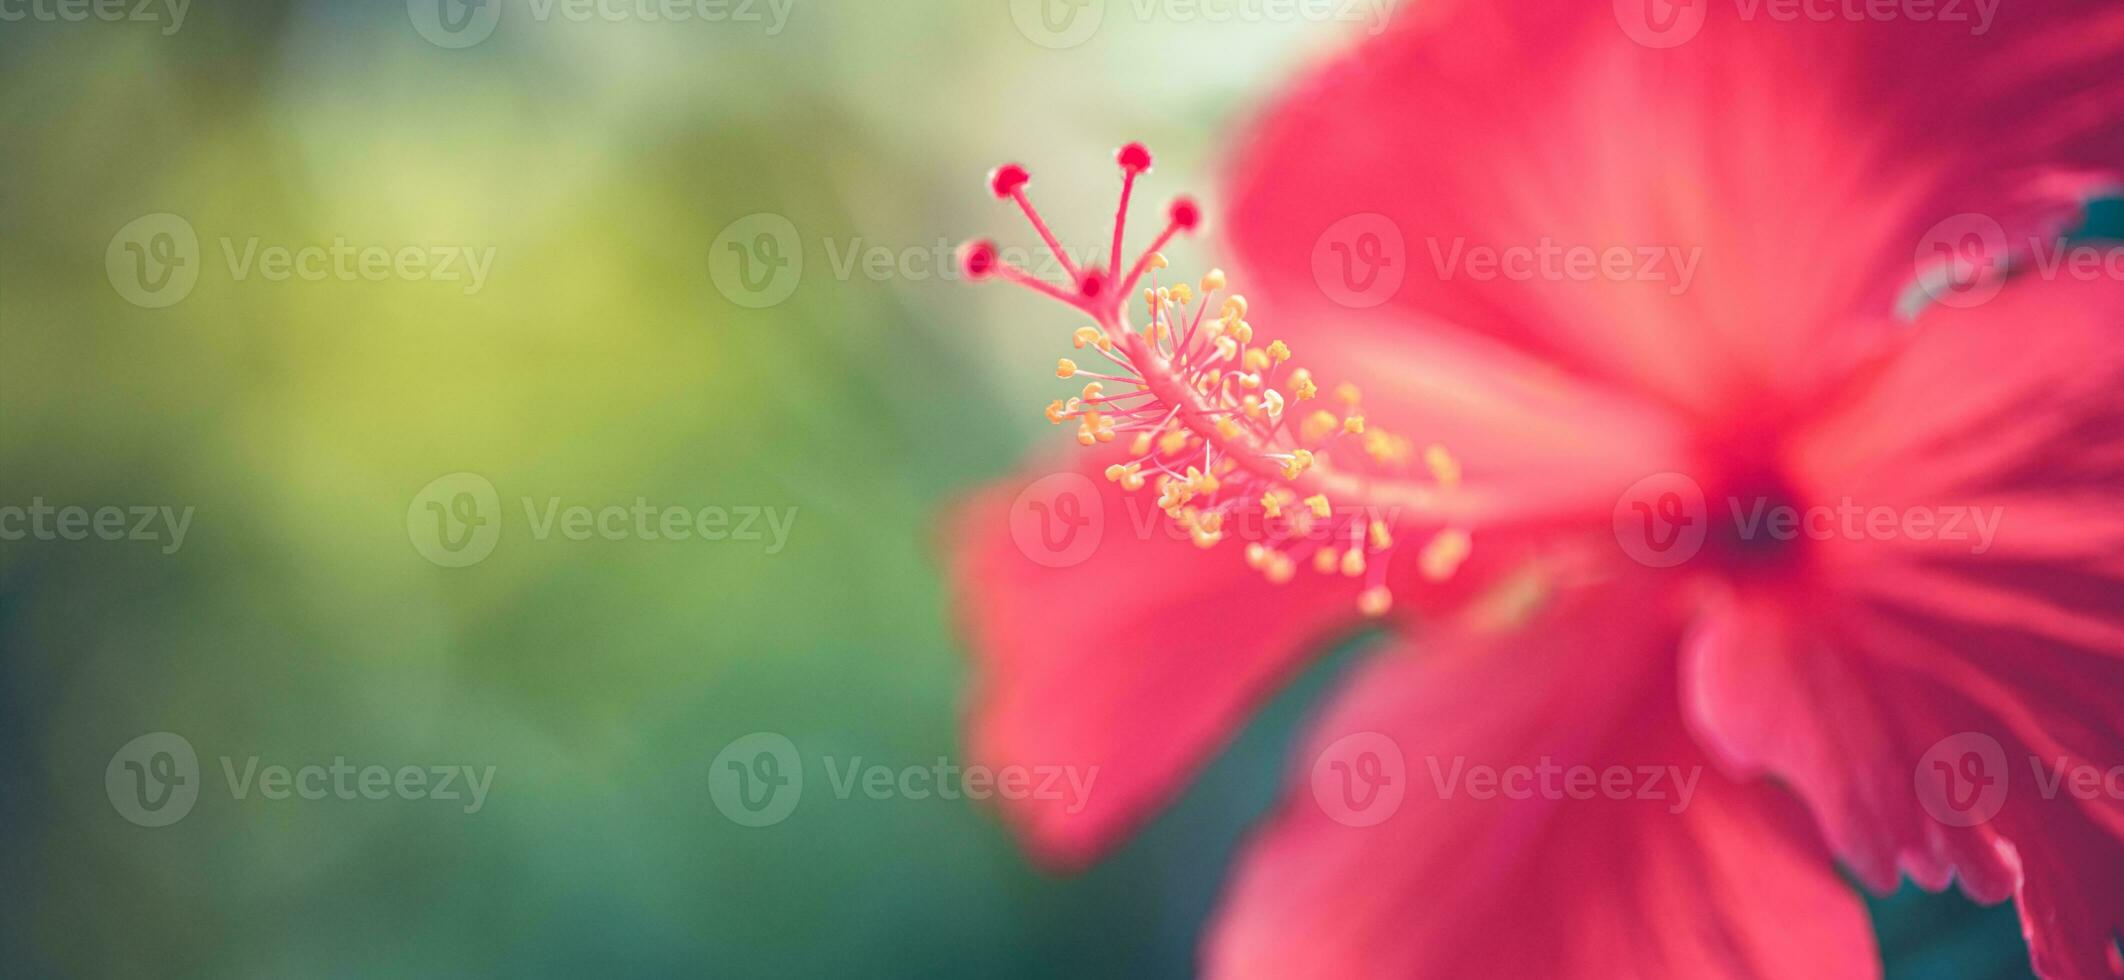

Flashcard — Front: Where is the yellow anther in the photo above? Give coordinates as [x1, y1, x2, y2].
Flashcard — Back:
[1159, 428, 1190, 455]
[1305, 494, 1332, 519]
[1358, 586, 1394, 618]
[1340, 549, 1366, 577]
[1221, 295, 1248, 319]
[1265, 553, 1296, 584]
[1369, 520, 1393, 550]
[1244, 347, 1271, 373]
[1335, 382, 1362, 406]
[1281, 449, 1314, 480]
[1149, 251, 1169, 271]
[1076, 410, 1113, 446]
[1081, 382, 1104, 401]
[1263, 390, 1286, 419]
[1216, 418, 1243, 440]
[1420, 528, 1473, 582]
[1425, 445, 1461, 486]
[1344, 416, 1366, 435]
[1214, 336, 1239, 361]
[1168, 283, 1193, 306]
[1230, 321, 1254, 344]
[1300, 411, 1339, 444]
[1057, 358, 1078, 379]
[1245, 543, 1269, 568]
[1045, 400, 1070, 424]
[1242, 394, 1263, 419]
[1202, 269, 1226, 293]
[1185, 467, 1220, 496]
[1366, 430, 1413, 464]
[1314, 547, 1340, 575]
[1237, 372, 1262, 390]
[1266, 340, 1291, 362]
[1292, 371, 1318, 401]
[1260, 492, 1282, 519]
[1104, 462, 1146, 491]
[1073, 326, 1112, 351]
[1156, 476, 1192, 513]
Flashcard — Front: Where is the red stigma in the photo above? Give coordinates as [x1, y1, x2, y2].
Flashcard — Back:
[962, 147, 1208, 315]
[1116, 142, 1153, 174]
[1169, 197, 1201, 232]
[1078, 268, 1108, 300]
[960, 239, 999, 279]
[989, 163, 1031, 199]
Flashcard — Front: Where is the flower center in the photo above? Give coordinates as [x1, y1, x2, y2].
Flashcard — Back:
[957, 143, 1474, 616]
[1700, 460, 1813, 576]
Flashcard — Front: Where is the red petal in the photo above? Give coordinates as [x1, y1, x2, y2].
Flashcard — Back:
[1207, 581, 1877, 979]
[1687, 277, 2124, 979]
[1226, 1, 2124, 417]
[949, 451, 1372, 868]
[1269, 312, 1696, 531]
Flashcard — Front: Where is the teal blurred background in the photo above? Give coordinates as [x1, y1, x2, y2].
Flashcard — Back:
[0, 1, 2036, 976]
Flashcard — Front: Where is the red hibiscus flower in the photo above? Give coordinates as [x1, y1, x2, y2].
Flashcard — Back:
[951, 3, 2124, 977]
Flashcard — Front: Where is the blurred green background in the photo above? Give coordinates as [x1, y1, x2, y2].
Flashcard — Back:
[0, 1, 2036, 976]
